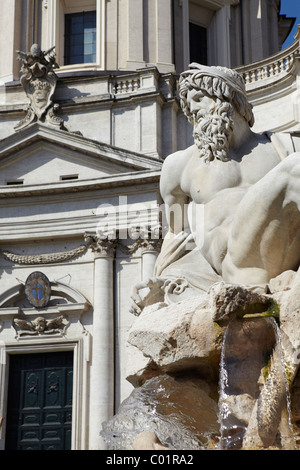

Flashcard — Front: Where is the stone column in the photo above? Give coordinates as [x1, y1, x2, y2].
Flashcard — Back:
[88, 237, 116, 450]
[141, 239, 162, 281]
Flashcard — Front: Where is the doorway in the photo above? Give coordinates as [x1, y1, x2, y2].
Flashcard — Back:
[5, 351, 73, 450]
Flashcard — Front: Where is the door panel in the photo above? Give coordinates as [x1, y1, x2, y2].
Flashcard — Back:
[5, 351, 73, 450]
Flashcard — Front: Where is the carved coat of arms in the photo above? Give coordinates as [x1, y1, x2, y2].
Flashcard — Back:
[15, 44, 64, 130]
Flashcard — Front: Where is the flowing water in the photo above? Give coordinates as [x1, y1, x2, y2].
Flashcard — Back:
[269, 318, 296, 449]
[101, 374, 220, 450]
[218, 317, 296, 450]
[218, 322, 248, 450]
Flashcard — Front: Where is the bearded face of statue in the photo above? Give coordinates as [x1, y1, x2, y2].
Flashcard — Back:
[186, 88, 234, 163]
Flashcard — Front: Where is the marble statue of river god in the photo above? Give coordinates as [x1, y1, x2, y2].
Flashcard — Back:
[158, 62, 300, 290]
[132, 63, 300, 313]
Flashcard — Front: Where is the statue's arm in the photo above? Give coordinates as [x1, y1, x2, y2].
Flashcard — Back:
[159, 151, 190, 237]
[130, 151, 191, 314]
[152, 151, 192, 279]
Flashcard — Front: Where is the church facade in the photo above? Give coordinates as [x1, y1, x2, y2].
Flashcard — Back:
[0, 0, 298, 450]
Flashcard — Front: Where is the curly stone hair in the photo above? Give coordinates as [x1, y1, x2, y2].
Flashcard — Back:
[178, 63, 254, 128]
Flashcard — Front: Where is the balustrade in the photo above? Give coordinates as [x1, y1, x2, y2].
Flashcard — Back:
[236, 26, 300, 89]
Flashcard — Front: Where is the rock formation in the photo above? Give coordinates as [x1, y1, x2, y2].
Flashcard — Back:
[102, 273, 300, 450]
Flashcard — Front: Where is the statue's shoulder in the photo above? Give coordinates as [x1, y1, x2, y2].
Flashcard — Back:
[160, 146, 196, 198]
[162, 145, 196, 168]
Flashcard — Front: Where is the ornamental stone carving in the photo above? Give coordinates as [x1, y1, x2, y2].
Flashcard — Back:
[13, 315, 67, 338]
[0, 240, 91, 265]
[85, 227, 162, 258]
[86, 234, 117, 258]
[15, 44, 64, 131]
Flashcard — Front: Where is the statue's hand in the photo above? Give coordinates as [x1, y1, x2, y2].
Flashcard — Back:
[130, 281, 148, 316]
[130, 277, 165, 316]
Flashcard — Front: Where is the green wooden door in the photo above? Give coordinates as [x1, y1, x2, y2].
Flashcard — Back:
[5, 351, 73, 450]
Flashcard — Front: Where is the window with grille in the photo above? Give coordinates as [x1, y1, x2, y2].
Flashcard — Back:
[64, 11, 96, 65]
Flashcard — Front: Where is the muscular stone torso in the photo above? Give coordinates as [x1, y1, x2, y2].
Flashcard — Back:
[180, 135, 281, 205]
[162, 133, 282, 275]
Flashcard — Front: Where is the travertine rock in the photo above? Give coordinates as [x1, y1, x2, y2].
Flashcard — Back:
[127, 282, 273, 386]
[133, 431, 169, 450]
[105, 272, 300, 450]
[127, 294, 224, 384]
[209, 282, 270, 322]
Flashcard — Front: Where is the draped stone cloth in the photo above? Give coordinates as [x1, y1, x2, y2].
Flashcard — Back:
[154, 231, 222, 293]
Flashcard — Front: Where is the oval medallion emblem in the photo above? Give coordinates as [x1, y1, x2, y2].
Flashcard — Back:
[25, 272, 51, 308]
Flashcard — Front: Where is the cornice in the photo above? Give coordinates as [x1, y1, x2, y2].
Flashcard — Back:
[0, 123, 162, 169]
[0, 169, 161, 199]
[188, 0, 238, 10]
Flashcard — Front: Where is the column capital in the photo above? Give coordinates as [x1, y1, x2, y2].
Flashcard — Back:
[84, 233, 117, 258]
[114, 225, 162, 255]
[127, 226, 162, 254]
[137, 238, 163, 254]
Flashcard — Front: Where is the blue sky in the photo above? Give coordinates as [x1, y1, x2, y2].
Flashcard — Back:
[281, 0, 300, 48]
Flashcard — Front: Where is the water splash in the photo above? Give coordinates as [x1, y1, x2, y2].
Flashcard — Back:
[101, 375, 219, 450]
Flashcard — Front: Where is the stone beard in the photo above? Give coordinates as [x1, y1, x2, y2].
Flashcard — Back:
[178, 64, 254, 164]
[193, 99, 234, 163]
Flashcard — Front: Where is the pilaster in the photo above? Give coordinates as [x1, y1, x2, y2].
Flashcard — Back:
[126, 0, 145, 69]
